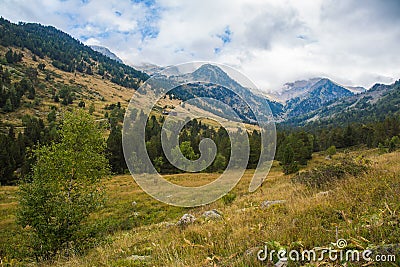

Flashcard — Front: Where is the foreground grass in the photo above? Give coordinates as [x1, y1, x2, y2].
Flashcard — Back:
[1, 149, 399, 266]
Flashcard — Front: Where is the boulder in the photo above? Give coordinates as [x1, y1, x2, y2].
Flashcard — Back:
[176, 213, 195, 227]
[202, 209, 223, 220]
[260, 200, 286, 209]
[315, 190, 332, 198]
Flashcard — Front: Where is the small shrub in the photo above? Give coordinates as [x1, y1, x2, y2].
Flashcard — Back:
[222, 192, 236, 205]
[291, 157, 368, 189]
[326, 145, 336, 157]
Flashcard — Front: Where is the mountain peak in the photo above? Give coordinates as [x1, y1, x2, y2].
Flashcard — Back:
[89, 45, 123, 63]
[192, 64, 231, 80]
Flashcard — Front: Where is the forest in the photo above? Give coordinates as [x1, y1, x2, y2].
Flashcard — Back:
[0, 17, 148, 89]
[1, 96, 399, 185]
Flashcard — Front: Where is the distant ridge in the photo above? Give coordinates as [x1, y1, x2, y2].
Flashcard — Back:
[89, 45, 123, 63]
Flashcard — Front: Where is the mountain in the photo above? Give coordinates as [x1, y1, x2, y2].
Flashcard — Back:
[284, 78, 354, 119]
[0, 18, 282, 127]
[89, 45, 123, 63]
[285, 80, 400, 126]
[0, 18, 151, 125]
[157, 64, 284, 123]
[268, 77, 322, 103]
[0, 18, 148, 89]
[133, 63, 167, 75]
[1, 17, 397, 129]
[344, 85, 366, 94]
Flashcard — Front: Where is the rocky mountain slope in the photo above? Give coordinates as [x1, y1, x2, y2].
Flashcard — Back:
[89, 45, 123, 64]
[284, 78, 354, 119]
[0, 18, 397, 128]
[286, 80, 400, 126]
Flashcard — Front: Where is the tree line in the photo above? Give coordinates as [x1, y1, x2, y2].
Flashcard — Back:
[0, 64, 36, 112]
[1, 103, 399, 185]
[106, 105, 400, 175]
[0, 17, 148, 89]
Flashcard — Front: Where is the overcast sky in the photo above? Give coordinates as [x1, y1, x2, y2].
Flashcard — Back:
[1, 0, 400, 91]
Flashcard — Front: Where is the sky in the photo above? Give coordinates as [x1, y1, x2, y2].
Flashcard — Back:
[1, 0, 400, 91]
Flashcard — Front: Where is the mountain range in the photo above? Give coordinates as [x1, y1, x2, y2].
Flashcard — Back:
[0, 17, 398, 128]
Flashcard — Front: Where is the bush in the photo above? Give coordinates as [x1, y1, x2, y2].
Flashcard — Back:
[222, 192, 236, 205]
[17, 110, 110, 261]
[326, 145, 336, 157]
[291, 157, 368, 189]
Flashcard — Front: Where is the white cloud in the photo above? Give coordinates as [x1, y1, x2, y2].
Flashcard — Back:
[1, 0, 399, 90]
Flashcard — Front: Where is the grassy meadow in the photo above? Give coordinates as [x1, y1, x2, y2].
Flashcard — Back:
[1, 149, 399, 266]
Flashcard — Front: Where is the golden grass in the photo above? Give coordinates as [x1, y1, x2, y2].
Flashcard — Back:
[1, 46, 259, 132]
[1, 149, 398, 266]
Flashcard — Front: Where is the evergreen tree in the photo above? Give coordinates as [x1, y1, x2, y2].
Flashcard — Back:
[107, 125, 127, 174]
[281, 145, 299, 175]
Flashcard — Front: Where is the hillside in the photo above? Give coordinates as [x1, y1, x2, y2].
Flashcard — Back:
[285, 79, 352, 118]
[1, 149, 399, 266]
[163, 63, 284, 123]
[0, 45, 137, 126]
[286, 80, 400, 126]
[0, 18, 154, 128]
[0, 17, 399, 267]
[0, 18, 148, 88]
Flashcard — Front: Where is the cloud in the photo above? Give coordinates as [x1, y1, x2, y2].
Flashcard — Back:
[242, 6, 310, 50]
[0, 0, 399, 90]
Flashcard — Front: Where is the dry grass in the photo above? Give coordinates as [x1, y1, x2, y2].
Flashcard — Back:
[1, 149, 398, 266]
[0, 46, 138, 126]
[1, 46, 258, 132]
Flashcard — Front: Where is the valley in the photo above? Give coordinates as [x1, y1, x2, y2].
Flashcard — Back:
[0, 17, 399, 266]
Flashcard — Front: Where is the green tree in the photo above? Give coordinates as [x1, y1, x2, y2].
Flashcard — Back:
[107, 125, 127, 174]
[378, 142, 387, 154]
[17, 110, 110, 260]
[281, 145, 299, 175]
[212, 153, 226, 172]
[5, 49, 14, 63]
[3, 98, 13, 112]
[47, 109, 56, 123]
[88, 103, 95, 115]
[38, 63, 46, 71]
[180, 141, 197, 160]
[388, 136, 399, 152]
[0, 134, 16, 184]
[326, 145, 336, 157]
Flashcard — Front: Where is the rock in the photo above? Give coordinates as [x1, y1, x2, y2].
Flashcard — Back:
[275, 257, 288, 267]
[157, 221, 176, 228]
[176, 213, 195, 227]
[368, 243, 400, 256]
[244, 246, 261, 256]
[126, 255, 151, 261]
[315, 190, 331, 198]
[202, 209, 223, 220]
[164, 222, 176, 228]
[260, 200, 286, 209]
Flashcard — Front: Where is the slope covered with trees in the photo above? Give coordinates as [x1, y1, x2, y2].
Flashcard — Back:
[0, 17, 148, 88]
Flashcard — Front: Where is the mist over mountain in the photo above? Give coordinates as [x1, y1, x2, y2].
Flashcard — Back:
[0, 17, 398, 128]
[286, 80, 400, 126]
[136, 62, 398, 125]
